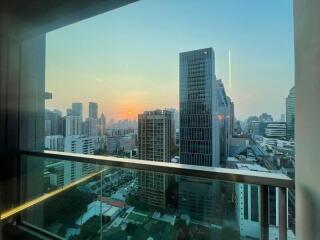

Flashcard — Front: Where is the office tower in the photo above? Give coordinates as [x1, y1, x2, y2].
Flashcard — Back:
[138, 110, 173, 161]
[179, 48, 220, 167]
[64, 136, 96, 184]
[65, 115, 82, 136]
[286, 86, 296, 140]
[249, 121, 261, 136]
[264, 122, 287, 139]
[229, 99, 235, 136]
[165, 108, 178, 150]
[216, 79, 231, 163]
[64, 136, 94, 154]
[250, 121, 287, 139]
[235, 163, 269, 239]
[234, 163, 289, 240]
[72, 102, 83, 122]
[44, 120, 51, 136]
[138, 110, 173, 210]
[87, 118, 99, 136]
[179, 48, 224, 224]
[45, 109, 64, 136]
[166, 108, 179, 130]
[89, 102, 98, 119]
[99, 113, 106, 135]
[44, 135, 64, 151]
[179, 178, 221, 224]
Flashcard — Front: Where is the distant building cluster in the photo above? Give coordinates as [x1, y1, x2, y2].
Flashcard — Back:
[43, 47, 296, 240]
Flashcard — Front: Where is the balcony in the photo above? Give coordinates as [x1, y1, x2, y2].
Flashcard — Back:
[1, 1, 320, 240]
[1, 151, 294, 240]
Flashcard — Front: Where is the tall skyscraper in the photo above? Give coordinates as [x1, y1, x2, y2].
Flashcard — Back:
[65, 115, 82, 136]
[179, 48, 220, 167]
[45, 109, 64, 136]
[165, 108, 178, 150]
[87, 118, 99, 136]
[99, 113, 106, 135]
[89, 102, 98, 119]
[286, 86, 296, 140]
[138, 110, 173, 161]
[138, 110, 173, 210]
[44, 135, 64, 151]
[229, 99, 235, 136]
[72, 102, 83, 122]
[64, 136, 96, 184]
[178, 48, 227, 223]
[216, 79, 232, 163]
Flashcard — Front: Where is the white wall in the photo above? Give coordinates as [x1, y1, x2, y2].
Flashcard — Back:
[294, 0, 320, 239]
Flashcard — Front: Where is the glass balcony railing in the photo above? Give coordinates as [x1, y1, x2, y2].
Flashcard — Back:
[0, 151, 294, 240]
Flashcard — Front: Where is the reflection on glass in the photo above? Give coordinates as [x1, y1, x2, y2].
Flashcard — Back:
[17, 155, 294, 240]
[34, 0, 296, 239]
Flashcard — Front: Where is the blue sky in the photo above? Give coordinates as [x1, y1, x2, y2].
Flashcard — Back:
[46, 0, 294, 120]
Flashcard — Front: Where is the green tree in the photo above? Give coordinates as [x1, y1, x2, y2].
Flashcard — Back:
[44, 188, 93, 226]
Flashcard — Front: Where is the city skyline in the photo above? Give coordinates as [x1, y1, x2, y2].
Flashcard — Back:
[45, 0, 294, 120]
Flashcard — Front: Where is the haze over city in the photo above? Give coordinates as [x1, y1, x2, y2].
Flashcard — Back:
[45, 0, 294, 120]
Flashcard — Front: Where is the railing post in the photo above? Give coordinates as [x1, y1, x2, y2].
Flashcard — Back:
[260, 185, 269, 240]
[279, 187, 287, 240]
[100, 169, 103, 240]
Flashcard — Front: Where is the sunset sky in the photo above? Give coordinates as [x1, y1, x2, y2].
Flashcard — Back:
[45, 0, 294, 121]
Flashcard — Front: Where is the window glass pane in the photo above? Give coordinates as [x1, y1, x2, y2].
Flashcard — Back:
[251, 185, 259, 222]
[16, 0, 295, 239]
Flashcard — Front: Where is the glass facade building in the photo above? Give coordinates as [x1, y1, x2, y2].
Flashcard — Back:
[286, 86, 296, 140]
[179, 48, 220, 167]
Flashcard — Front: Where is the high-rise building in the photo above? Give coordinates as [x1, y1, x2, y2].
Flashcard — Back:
[64, 135, 94, 154]
[178, 178, 221, 224]
[87, 118, 99, 136]
[235, 163, 294, 239]
[138, 110, 173, 161]
[179, 48, 228, 223]
[138, 110, 173, 210]
[286, 86, 296, 140]
[216, 79, 232, 163]
[64, 136, 96, 184]
[44, 135, 64, 151]
[89, 102, 98, 119]
[229, 99, 235, 136]
[65, 115, 82, 136]
[165, 108, 178, 149]
[99, 113, 106, 135]
[264, 122, 286, 139]
[249, 121, 287, 140]
[72, 102, 83, 122]
[179, 48, 220, 167]
[45, 109, 64, 136]
[166, 108, 179, 130]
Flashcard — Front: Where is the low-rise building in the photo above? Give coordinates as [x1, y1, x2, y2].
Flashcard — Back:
[45, 135, 64, 151]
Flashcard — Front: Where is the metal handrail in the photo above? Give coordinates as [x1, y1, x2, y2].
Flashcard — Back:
[19, 150, 294, 240]
[21, 150, 294, 188]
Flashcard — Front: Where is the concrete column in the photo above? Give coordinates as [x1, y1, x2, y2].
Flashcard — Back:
[294, 0, 320, 239]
